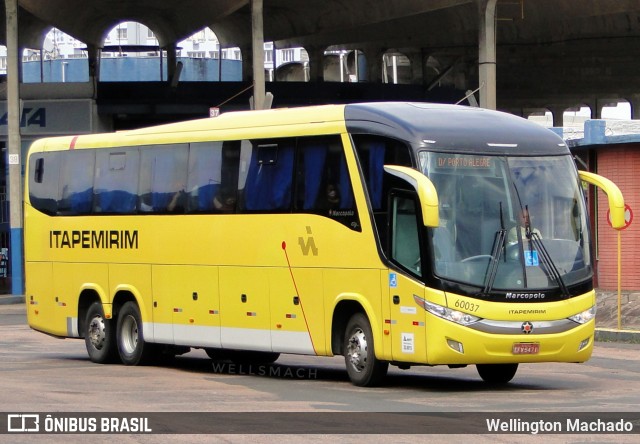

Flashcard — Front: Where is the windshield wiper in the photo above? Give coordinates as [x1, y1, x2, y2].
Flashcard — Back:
[482, 202, 507, 296]
[528, 232, 570, 298]
[525, 207, 570, 299]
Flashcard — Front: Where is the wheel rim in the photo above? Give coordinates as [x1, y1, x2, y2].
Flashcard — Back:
[346, 327, 368, 373]
[88, 316, 106, 350]
[120, 314, 139, 355]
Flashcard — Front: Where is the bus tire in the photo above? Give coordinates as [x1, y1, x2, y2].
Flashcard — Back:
[343, 313, 388, 387]
[476, 363, 518, 384]
[84, 301, 117, 364]
[116, 301, 153, 365]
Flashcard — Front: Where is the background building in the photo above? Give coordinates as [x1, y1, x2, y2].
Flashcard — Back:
[0, 23, 312, 82]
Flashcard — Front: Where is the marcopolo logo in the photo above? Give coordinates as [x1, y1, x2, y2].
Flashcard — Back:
[505, 292, 546, 300]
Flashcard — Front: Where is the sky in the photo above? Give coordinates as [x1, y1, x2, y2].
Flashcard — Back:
[530, 102, 632, 127]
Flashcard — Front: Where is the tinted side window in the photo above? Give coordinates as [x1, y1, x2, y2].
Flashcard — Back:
[241, 139, 294, 212]
[28, 152, 61, 215]
[188, 141, 242, 213]
[351, 135, 413, 211]
[94, 148, 139, 214]
[296, 136, 360, 230]
[391, 194, 422, 277]
[138, 144, 189, 213]
[57, 150, 95, 215]
[188, 142, 224, 212]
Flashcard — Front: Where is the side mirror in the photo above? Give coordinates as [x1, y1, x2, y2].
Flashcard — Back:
[384, 165, 439, 227]
[578, 170, 625, 229]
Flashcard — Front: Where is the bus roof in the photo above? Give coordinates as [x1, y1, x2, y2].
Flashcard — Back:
[29, 102, 567, 156]
[344, 102, 569, 156]
[28, 104, 349, 151]
[124, 104, 348, 135]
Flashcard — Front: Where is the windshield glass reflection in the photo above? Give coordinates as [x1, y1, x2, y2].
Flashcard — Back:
[419, 153, 591, 292]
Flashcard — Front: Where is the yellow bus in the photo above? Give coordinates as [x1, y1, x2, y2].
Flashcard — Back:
[24, 102, 624, 387]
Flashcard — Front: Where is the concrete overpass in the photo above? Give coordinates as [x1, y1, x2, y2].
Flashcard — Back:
[2, 1, 640, 121]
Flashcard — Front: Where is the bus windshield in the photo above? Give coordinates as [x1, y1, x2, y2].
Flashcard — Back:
[419, 152, 591, 294]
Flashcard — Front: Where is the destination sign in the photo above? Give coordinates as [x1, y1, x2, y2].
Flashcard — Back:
[435, 155, 493, 169]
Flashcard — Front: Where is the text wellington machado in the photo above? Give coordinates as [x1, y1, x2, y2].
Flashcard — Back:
[49, 230, 139, 249]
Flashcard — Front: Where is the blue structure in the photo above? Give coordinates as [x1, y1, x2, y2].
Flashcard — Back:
[22, 57, 242, 83]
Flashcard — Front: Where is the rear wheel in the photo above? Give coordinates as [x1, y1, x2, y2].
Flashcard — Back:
[84, 302, 117, 363]
[116, 301, 154, 365]
[343, 313, 388, 387]
[476, 363, 518, 384]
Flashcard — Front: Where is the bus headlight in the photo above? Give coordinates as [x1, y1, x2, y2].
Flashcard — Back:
[422, 300, 481, 326]
[568, 305, 596, 324]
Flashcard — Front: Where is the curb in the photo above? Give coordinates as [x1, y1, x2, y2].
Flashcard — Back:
[0, 294, 25, 305]
[595, 328, 640, 343]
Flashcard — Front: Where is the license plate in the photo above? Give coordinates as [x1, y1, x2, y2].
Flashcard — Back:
[512, 343, 540, 355]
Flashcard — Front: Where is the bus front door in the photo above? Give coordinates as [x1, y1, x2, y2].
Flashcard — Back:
[388, 272, 427, 362]
[388, 192, 427, 362]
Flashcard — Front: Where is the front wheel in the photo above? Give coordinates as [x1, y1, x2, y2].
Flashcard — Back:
[116, 301, 154, 365]
[343, 313, 388, 387]
[84, 301, 117, 363]
[476, 363, 518, 384]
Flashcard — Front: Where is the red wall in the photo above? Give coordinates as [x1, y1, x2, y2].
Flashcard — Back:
[595, 145, 640, 290]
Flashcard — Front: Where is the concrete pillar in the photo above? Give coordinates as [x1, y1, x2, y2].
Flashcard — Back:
[627, 94, 640, 120]
[251, 0, 266, 109]
[4, 0, 24, 294]
[478, 0, 498, 110]
[307, 46, 325, 82]
[406, 50, 425, 85]
[86, 44, 100, 81]
[165, 43, 177, 83]
[363, 47, 384, 83]
[594, 107, 603, 120]
[593, 99, 604, 120]
[549, 107, 565, 128]
[241, 45, 252, 82]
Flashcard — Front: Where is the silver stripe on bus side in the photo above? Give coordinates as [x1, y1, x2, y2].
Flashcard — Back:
[66, 317, 79, 338]
[468, 318, 579, 335]
[145, 322, 315, 355]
